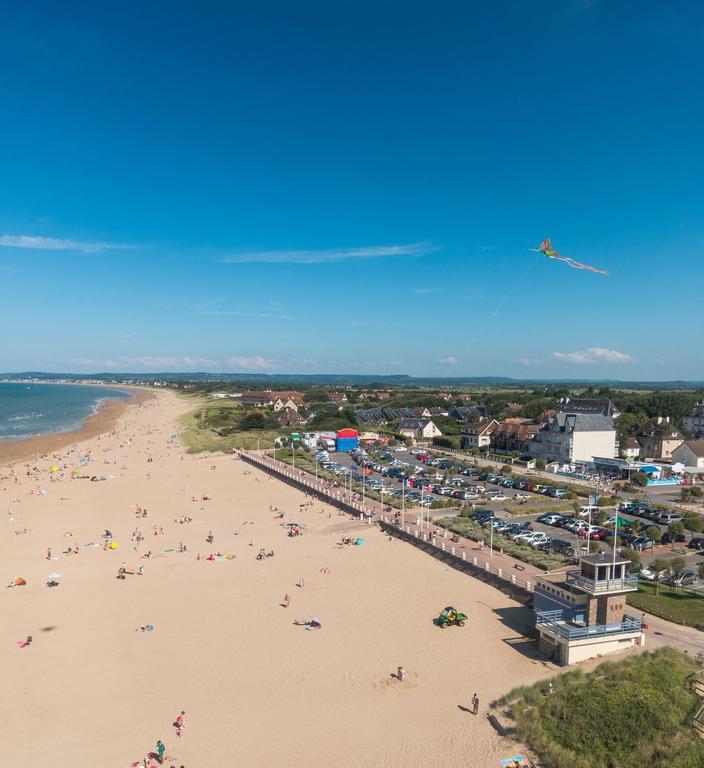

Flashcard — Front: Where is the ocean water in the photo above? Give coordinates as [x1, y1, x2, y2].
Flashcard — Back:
[0, 382, 131, 440]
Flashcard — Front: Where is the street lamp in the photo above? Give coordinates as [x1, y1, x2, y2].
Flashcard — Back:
[401, 478, 405, 525]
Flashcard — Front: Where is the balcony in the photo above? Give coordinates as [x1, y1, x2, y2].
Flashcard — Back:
[565, 570, 639, 595]
[537, 610, 642, 641]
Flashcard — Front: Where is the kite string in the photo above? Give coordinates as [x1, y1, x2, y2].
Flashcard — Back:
[469, 252, 540, 344]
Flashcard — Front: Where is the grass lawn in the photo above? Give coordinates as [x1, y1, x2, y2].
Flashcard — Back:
[497, 647, 704, 768]
[627, 581, 704, 628]
[176, 398, 282, 453]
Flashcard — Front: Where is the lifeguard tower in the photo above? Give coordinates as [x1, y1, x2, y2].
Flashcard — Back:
[533, 552, 644, 666]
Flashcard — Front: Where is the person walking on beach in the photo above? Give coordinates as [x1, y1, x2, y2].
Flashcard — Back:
[471, 693, 479, 716]
[155, 739, 166, 764]
[174, 710, 186, 737]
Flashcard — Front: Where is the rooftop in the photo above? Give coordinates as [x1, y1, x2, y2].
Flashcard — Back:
[680, 439, 704, 458]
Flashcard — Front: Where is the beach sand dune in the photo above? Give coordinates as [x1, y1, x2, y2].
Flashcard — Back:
[0, 392, 550, 767]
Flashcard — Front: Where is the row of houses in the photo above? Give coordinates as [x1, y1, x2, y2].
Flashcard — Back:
[460, 399, 619, 464]
[355, 404, 486, 427]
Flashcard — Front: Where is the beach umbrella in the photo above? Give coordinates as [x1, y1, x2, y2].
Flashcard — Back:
[47, 572, 62, 580]
[109, 541, 119, 549]
[50, 466, 58, 473]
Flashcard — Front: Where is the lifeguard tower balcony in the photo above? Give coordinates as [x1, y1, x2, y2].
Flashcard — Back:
[533, 553, 643, 666]
[565, 553, 639, 596]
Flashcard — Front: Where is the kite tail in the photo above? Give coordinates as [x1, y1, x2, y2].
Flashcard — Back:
[555, 255, 609, 276]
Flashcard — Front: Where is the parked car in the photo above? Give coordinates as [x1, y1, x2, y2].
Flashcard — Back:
[536, 513, 565, 526]
[687, 538, 704, 550]
[548, 488, 568, 499]
[660, 531, 686, 545]
[577, 506, 599, 519]
[488, 493, 508, 502]
[537, 538, 574, 556]
[658, 513, 684, 525]
[498, 523, 522, 537]
[513, 492, 531, 500]
[639, 567, 669, 582]
[630, 537, 655, 551]
[471, 512, 495, 525]
[666, 570, 699, 587]
[509, 526, 535, 542]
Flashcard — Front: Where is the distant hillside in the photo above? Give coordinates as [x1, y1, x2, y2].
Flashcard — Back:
[2, 372, 704, 389]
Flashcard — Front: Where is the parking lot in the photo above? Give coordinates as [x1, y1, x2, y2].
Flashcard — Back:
[313, 445, 704, 583]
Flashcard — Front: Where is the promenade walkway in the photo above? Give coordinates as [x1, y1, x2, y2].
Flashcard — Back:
[240, 449, 542, 596]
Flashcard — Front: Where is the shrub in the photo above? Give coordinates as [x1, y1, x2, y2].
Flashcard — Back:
[631, 470, 649, 487]
[500, 648, 704, 768]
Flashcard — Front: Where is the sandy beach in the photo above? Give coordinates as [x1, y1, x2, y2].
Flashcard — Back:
[0, 391, 556, 767]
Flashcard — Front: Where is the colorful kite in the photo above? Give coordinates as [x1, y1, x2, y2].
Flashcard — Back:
[531, 239, 609, 275]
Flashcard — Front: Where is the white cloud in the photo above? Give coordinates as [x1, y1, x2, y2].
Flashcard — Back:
[439, 356, 458, 365]
[226, 356, 279, 370]
[351, 321, 397, 329]
[71, 356, 217, 369]
[220, 242, 439, 264]
[0, 234, 132, 253]
[190, 309, 296, 320]
[553, 347, 635, 364]
[516, 356, 538, 366]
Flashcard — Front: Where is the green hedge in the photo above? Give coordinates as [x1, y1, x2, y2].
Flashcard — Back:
[434, 516, 570, 571]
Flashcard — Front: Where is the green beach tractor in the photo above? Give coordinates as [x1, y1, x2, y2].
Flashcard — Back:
[437, 606, 467, 628]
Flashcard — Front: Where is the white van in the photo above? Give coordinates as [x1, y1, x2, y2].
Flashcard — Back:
[577, 506, 599, 519]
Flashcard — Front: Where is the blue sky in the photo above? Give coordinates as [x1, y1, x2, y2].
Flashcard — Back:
[1, 1, 703, 379]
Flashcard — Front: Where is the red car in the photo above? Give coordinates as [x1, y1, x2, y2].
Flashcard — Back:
[577, 527, 607, 541]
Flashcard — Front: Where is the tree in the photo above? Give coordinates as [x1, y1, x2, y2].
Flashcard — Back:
[668, 521, 685, 539]
[620, 548, 642, 573]
[683, 513, 704, 539]
[303, 389, 329, 403]
[670, 556, 687, 576]
[631, 471, 648, 487]
[535, 459, 546, 470]
[646, 525, 662, 542]
[649, 557, 672, 596]
[238, 410, 278, 431]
